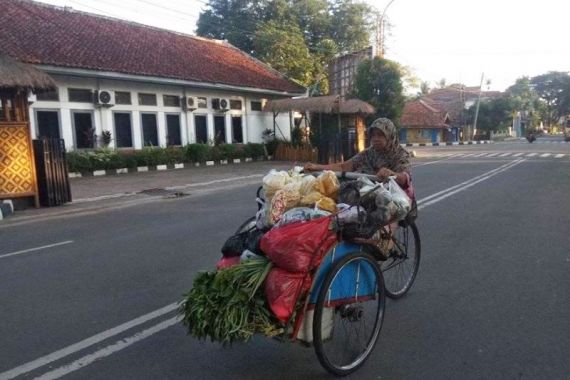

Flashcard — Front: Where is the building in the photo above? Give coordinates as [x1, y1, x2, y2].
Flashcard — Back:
[400, 99, 455, 144]
[0, 0, 306, 151]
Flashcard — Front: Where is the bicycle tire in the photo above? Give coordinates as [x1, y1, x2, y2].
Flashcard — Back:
[381, 221, 421, 299]
[313, 252, 385, 376]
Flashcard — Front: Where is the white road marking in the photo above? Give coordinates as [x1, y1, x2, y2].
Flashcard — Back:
[1, 159, 529, 379]
[555, 154, 565, 158]
[473, 153, 488, 157]
[34, 317, 180, 380]
[0, 241, 74, 260]
[486, 153, 500, 157]
[499, 153, 511, 157]
[0, 303, 178, 380]
[512, 153, 524, 157]
[540, 153, 551, 158]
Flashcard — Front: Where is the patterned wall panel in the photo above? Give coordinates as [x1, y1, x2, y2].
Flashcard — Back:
[0, 124, 35, 197]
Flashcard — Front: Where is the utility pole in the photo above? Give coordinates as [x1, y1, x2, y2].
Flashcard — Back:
[472, 72, 484, 139]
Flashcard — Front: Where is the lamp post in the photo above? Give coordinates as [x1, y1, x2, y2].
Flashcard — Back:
[376, 0, 396, 58]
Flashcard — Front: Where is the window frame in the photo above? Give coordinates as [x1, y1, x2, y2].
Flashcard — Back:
[165, 113, 182, 146]
[68, 88, 93, 103]
[140, 112, 159, 147]
[138, 93, 157, 106]
[112, 111, 134, 148]
[71, 110, 96, 149]
[34, 108, 62, 139]
[115, 91, 132, 105]
[250, 100, 263, 111]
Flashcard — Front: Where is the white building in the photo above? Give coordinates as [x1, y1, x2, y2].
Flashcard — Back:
[1, 0, 306, 151]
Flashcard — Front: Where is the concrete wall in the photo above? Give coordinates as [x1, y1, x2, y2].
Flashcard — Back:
[28, 74, 292, 150]
[403, 128, 443, 144]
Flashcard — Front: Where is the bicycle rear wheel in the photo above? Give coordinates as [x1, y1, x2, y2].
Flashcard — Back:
[380, 222, 421, 299]
[313, 252, 385, 376]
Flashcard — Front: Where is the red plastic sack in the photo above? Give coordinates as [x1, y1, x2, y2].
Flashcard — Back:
[264, 267, 311, 322]
[260, 216, 337, 273]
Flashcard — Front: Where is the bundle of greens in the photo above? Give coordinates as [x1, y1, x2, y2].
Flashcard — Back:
[179, 258, 282, 345]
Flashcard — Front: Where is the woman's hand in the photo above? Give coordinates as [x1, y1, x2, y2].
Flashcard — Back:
[376, 167, 396, 180]
[304, 162, 320, 172]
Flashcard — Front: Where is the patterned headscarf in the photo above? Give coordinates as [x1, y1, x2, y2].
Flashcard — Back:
[367, 118, 399, 150]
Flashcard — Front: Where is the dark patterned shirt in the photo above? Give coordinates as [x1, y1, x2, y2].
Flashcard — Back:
[350, 146, 411, 175]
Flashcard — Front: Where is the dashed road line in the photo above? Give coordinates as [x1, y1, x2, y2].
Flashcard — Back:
[0, 241, 74, 260]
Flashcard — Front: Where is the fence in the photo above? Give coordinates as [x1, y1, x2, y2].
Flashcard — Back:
[33, 138, 71, 206]
[274, 143, 318, 163]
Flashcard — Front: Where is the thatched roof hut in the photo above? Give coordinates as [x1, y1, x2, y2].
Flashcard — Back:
[264, 95, 375, 115]
[0, 55, 56, 92]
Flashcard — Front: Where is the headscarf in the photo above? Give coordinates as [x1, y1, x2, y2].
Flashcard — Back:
[351, 117, 411, 174]
[367, 117, 400, 151]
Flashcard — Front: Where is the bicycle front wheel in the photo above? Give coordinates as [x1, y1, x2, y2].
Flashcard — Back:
[380, 222, 421, 299]
[313, 252, 385, 376]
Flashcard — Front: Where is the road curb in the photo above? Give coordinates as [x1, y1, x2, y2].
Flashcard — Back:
[68, 156, 270, 178]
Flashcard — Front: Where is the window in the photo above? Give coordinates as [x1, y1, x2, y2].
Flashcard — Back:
[194, 114, 208, 144]
[138, 93, 157, 106]
[230, 99, 242, 110]
[115, 91, 132, 105]
[113, 112, 133, 148]
[250, 100, 262, 111]
[214, 115, 226, 145]
[141, 113, 159, 146]
[166, 114, 182, 146]
[72, 111, 95, 149]
[36, 89, 59, 102]
[36, 110, 60, 139]
[163, 95, 180, 107]
[231, 115, 243, 143]
[197, 97, 207, 108]
[68, 88, 93, 103]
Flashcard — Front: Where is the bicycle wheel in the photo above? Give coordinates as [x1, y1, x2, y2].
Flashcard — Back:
[313, 252, 385, 376]
[380, 222, 421, 299]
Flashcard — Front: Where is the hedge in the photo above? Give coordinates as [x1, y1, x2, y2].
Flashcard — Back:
[66, 143, 267, 173]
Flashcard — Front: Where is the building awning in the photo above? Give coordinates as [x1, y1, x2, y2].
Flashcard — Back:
[264, 95, 375, 114]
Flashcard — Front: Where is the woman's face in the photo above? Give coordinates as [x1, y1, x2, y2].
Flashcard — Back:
[369, 129, 388, 151]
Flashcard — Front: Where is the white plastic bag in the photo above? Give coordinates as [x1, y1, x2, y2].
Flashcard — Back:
[386, 177, 411, 221]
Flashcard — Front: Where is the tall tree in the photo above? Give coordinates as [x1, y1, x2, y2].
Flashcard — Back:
[466, 96, 513, 132]
[329, 0, 374, 53]
[352, 57, 405, 123]
[531, 71, 570, 128]
[254, 21, 315, 86]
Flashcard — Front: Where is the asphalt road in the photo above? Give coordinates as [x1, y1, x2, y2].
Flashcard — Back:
[1, 138, 569, 380]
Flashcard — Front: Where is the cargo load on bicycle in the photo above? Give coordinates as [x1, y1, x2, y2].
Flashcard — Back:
[179, 168, 420, 376]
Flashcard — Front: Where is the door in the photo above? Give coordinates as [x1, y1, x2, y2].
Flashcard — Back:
[194, 115, 208, 144]
[113, 112, 133, 148]
[166, 114, 182, 146]
[214, 115, 226, 145]
[72, 111, 94, 149]
[231, 115, 243, 143]
[141, 113, 158, 147]
[36, 110, 61, 139]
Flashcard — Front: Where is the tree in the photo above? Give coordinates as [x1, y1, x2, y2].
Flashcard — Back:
[437, 78, 447, 89]
[419, 81, 431, 96]
[352, 57, 405, 123]
[328, 0, 374, 53]
[254, 21, 315, 86]
[531, 71, 570, 128]
[466, 96, 514, 133]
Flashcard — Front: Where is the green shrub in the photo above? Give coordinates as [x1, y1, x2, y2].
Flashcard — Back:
[243, 143, 265, 158]
[265, 139, 288, 156]
[217, 144, 237, 160]
[67, 151, 93, 173]
[207, 145, 223, 161]
[67, 149, 126, 172]
[185, 143, 211, 163]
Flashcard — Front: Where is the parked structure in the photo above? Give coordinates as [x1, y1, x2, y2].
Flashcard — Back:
[0, 54, 57, 207]
[0, 0, 306, 151]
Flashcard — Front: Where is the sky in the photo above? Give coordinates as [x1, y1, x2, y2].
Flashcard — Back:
[33, 0, 569, 92]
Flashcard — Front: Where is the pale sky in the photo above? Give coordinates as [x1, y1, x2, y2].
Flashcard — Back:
[34, 0, 569, 92]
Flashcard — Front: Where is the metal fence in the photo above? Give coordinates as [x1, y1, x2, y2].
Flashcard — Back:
[33, 138, 71, 207]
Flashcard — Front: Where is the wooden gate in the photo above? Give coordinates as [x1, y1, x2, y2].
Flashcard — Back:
[0, 121, 39, 206]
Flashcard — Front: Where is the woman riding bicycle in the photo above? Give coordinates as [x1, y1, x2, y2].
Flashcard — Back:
[304, 117, 414, 200]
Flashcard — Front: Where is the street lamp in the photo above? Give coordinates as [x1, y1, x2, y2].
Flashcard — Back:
[376, 0, 396, 58]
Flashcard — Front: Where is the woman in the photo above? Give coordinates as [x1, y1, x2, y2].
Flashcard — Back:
[304, 117, 413, 197]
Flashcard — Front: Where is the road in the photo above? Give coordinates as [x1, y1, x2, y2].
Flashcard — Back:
[1, 137, 569, 379]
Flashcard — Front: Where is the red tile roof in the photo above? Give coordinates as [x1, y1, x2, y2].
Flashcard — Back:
[0, 0, 306, 95]
[401, 99, 449, 128]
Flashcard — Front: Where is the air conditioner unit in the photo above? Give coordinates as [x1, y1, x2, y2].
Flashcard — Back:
[187, 96, 199, 110]
[216, 98, 230, 111]
[94, 90, 115, 107]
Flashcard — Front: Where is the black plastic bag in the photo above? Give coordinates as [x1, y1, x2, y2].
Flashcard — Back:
[221, 231, 249, 257]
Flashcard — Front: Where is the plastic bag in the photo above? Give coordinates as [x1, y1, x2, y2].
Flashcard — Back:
[260, 216, 337, 273]
[221, 231, 249, 257]
[315, 196, 336, 213]
[314, 170, 340, 199]
[263, 170, 289, 199]
[275, 207, 330, 228]
[387, 178, 411, 220]
[268, 190, 288, 225]
[216, 256, 240, 270]
[300, 191, 325, 206]
[264, 268, 311, 322]
[298, 175, 316, 196]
